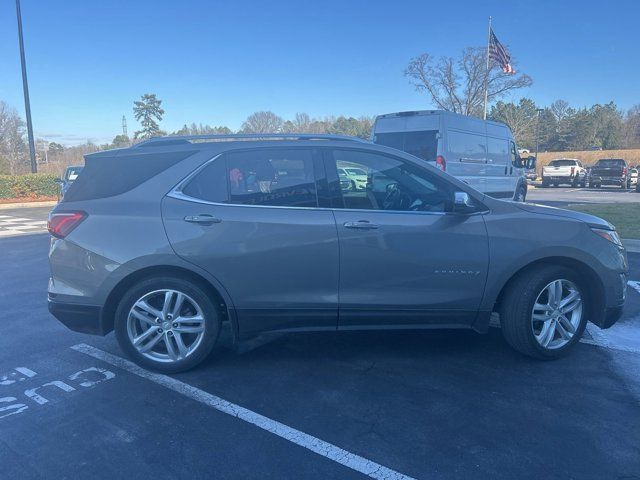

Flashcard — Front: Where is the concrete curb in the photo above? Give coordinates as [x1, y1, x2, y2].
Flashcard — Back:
[0, 200, 57, 210]
[623, 239, 640, 254]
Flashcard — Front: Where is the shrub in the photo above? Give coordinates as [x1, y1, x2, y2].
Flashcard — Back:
[0, 174, 59, 199]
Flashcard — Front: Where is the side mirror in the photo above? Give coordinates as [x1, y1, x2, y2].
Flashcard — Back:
[526, 156, 537, 170]
[451, 191, 476, 213]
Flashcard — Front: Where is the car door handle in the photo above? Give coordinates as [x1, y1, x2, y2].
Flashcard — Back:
[184, 214, 222, 225]
[343, 221, 380, 230]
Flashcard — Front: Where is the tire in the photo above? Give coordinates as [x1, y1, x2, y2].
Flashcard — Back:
[514, 184, 526, 202]
[580, 181, 586, 188]
[541, 179, 549, 188]
[115, 276, 221, 373]
[499, 265, 587, 359]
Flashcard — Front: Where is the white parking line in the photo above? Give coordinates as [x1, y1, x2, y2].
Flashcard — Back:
[71, 343, 416, 480]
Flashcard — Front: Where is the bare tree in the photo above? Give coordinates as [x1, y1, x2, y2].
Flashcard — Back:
[241, 111, 284, 133]
[550, 99, 574, 122]
[0, 101, 28, 174]
[405, 47, 532, 117]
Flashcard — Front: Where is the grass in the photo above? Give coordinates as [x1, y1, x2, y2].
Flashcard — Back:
[537, 149, 640, 169]
[567, 203, 640, 239]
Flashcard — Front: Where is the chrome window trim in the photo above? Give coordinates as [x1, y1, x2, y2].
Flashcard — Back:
[167, 152, 489, 217]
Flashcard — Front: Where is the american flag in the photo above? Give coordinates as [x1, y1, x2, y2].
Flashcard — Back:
[489, 29, 515, 74]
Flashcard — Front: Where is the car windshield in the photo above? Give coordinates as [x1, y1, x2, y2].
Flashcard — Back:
[549, 160, 577, 166]
[596, 159, 625, 167]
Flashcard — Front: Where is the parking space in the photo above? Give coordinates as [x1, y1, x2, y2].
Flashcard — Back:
[2, 229, 640, 479]
[527, 184, 640, 207]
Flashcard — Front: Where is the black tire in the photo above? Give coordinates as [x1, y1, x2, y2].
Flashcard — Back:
[580, 181, 586, 188]
[541, 180, 549, 188]
[499, 265, 587, 359]
[514, 184, 527, 202]
[114, 276, 221, 373]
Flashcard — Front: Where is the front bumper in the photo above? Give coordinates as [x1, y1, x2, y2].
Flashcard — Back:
[48, 299, 108, 335]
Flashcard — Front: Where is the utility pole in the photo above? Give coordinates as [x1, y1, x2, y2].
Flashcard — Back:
[122, 115, 128, 138]
[535, 108, 544, 161]
[15, 0, 37, 173]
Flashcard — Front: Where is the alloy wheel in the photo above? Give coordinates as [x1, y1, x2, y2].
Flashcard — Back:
[127, 289, 206, 363]
[531, 279, 583, 349]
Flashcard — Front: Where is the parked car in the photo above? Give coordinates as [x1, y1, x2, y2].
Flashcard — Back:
[56, 165, 84, 199]
[48, 134, 626, 372]
[589, 158, 630, 189]
[371, 110, 534, 202]
[338, 167, 367, 190]
[541, 159, 587, 187]
[338, 171, 353, 192]
[629, 168, 638, 188]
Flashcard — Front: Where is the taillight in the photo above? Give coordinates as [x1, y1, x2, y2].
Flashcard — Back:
[435, 155, 446, 171]
[623, 167, 628, 176]
[48, 211, 87, 239]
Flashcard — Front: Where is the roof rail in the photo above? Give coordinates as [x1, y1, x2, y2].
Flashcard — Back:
[134, 133, 369, 148]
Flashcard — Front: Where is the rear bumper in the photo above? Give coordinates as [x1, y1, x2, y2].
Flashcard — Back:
[48, 299, 108, 335]
[591, 176, 625, 185]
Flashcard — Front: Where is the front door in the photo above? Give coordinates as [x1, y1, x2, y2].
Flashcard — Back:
[325, 148, 489, 329]
[162, 147, 339, 337]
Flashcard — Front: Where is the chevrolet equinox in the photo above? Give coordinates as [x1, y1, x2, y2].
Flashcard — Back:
[48, 134, 627, 372]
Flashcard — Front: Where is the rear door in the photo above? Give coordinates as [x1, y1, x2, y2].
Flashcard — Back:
[162, 147, 340, 337]
[326, 147, 489, 329]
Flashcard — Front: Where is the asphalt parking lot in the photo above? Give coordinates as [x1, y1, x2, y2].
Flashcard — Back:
[1, 206, 639, 479]
[527, 183, 640, 207]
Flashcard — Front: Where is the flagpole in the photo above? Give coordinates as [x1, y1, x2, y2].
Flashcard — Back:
[483, 16, 492, 120]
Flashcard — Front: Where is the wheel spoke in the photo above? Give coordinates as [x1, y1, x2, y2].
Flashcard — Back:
[538, 320, 556, 347]
[558, 314, 576, 334]
[559, 290, 579, 309]
[173, 332, 189, 358]
[161, 291, 174, 319]
[555, 321, 571, 340]
[164, 334, 179, 361]
[132, 326, 157, 346]
[130, 309, 158, 326]
[135, 300, 162, 320]
[171, 293, 185, 317]
[561, 297, 582, 314]
[138, 332, 163, 353]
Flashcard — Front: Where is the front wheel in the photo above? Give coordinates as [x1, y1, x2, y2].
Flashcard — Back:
[115, 276, 221, 373]
[499, 265, 586, 359]
[513, 184, 527, 202]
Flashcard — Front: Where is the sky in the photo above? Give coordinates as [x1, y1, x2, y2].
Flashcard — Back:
[0, 0, 638, 145]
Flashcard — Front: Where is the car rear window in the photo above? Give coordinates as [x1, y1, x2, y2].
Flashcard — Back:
[62, 150, 195, 202]
[374, 130, 438, 162]
[596, 159, 625, 167]
[549, 160, 577, 166]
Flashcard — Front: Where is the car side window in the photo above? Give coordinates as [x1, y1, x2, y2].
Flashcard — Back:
[448, 131, 487, 161]
[330, 149, 452, 213]
[182, 158, 229, 203]
[226, 149, 318, 208]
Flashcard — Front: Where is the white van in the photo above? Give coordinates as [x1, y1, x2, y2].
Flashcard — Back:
[371, 110, 534, 201]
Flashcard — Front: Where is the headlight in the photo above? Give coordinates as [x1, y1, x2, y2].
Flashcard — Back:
[591, 227, 623, 247]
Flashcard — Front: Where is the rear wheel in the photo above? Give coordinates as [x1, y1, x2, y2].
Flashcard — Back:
[499, 265, 586, 359]
[115, 276, 221, 373]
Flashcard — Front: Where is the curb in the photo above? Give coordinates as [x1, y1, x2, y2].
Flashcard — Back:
[623, 239, 640, 254]
[0, 200, 57, 210]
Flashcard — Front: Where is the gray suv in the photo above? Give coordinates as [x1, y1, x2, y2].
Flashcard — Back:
[48, 134, 628, 372]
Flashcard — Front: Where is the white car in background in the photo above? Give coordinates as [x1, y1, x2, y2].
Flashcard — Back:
[541, 159, 587, 187]
[338, 167, 368, 190]
[630, 168, 638, 187]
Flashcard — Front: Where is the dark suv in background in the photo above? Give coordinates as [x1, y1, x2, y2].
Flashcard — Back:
[48, 134, 627, 372]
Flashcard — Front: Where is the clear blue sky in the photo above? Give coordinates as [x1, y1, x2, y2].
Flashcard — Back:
[0, 0, 638, 145]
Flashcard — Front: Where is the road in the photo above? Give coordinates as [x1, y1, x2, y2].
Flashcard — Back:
[528, 184, 640, 206]
[1, 209, 639, 479]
